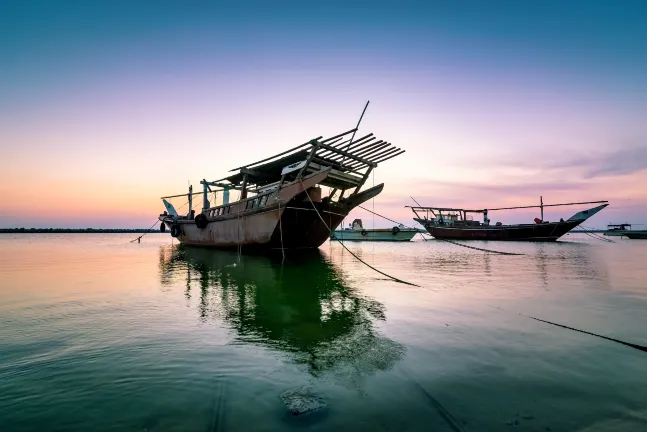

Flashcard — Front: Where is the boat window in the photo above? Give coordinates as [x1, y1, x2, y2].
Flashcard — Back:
[260, 195, 268, 207]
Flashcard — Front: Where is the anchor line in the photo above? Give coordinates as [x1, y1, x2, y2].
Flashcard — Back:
[523, 314, 647, 353]
[299, 181, 420, 287]
[437, 238, 525, 256]
[357, 205, 415, 229]
[129, 199, 189, 243]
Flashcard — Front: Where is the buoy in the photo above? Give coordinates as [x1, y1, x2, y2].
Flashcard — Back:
[361, 229, 367, 236]
[392, 226, 400, 235]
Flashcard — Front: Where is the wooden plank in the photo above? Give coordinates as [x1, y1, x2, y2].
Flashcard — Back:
[373, 149, 405, 163]
[320, 128, 357, 143]
[351, 166, 373, 195]
[316, 143, 377, 167]
[227, 137, 322, 172]
[355, 142, 391, 159]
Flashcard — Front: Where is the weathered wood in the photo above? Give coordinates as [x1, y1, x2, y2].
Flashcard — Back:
[373, 149, 405, 163]
[297, 141, 320, 179]
[320, 128, 357, 143]
[329, 139, 382, 163]
[317, 143, 377, 167]
[228, 137, 322, 172]
[240, 173, 248, 200]
[351, 166, 373, 196]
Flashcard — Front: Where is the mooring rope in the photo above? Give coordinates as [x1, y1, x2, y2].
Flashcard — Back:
[436, 237, 525, 256]
[572, 225, 615, 243]
[357, 205, 415, 229]
[489, 305, 647, 354]
[300, 181, 420, 287]
[525, 314, 647, 353]
[129, 199, 189, 243]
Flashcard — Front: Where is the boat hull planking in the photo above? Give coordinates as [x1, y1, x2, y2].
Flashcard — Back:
[417, 219, 582, 242]
[161, 171, 384, 251]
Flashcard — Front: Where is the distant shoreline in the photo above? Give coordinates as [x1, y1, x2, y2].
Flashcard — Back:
[0, 228, 167, 234]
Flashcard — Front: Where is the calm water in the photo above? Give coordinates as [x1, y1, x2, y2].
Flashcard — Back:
[1, 234, 646, 431]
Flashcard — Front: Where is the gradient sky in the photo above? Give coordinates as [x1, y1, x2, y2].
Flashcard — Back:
[1, 1, 646, 228]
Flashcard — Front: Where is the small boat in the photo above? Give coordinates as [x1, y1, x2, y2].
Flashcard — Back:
[158, 126, 405, 251]
[330, 219, 420, 242]
[604, 224, 647, 239]
[409, 197, 609, 242]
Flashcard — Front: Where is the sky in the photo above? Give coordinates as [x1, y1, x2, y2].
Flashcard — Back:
[1, 0, 646, 228]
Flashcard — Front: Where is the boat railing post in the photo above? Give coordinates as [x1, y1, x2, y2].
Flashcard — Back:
[202, 181, 209, 213]
[240, 174, 248, 200]
[188, 184, 193, 219]
[223, 186, 229, 205]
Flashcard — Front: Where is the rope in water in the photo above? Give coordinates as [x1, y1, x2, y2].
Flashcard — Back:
[524, 314, 647, 353]
[300, 181, 420, 287]
[434, 237, 525, 256]
[147, 193, 645, 355]
[489, 306, 647, 354]
[572, 224, 615, 243]
[347, 206, 646, 353]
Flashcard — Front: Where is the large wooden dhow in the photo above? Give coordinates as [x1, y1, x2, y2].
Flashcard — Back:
[409, 197, 609, 242]
[159, 128, 404, 250]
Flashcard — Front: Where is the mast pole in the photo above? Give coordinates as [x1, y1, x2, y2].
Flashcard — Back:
[540, 196, 544, 221]
[341, 100, 370, 166]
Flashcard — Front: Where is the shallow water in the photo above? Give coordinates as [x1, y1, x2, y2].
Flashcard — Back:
[1, 234, 646, 431]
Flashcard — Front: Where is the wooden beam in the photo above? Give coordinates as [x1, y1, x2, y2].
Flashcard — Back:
[351, 166, 373, 195]
[227, 137, 322, 172]
[297, 141, 320, 179]
[316, 143, 377, 167]
[240, 173, 248, 200]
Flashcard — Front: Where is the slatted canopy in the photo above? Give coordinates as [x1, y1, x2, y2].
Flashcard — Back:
[211, 128, 404, 191]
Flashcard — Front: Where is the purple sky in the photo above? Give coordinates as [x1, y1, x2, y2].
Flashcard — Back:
[1, 1, 646, 228]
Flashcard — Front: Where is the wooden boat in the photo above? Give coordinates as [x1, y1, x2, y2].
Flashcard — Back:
[158, 128, 405, 251]
[604, 224, 647, 239]
[330, 219, 420, 242]
[409, 197, 609, 242]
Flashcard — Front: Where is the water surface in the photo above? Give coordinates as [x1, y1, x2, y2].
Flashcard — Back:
[1, 234, 646, 431]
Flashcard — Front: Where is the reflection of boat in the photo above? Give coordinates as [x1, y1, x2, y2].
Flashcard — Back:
[159, 245, 404, 378]
[330, 219, 419, 242]
[605, 224, 647, 239]
[158, 125, 405, 251]
[409, 197, 609, 242]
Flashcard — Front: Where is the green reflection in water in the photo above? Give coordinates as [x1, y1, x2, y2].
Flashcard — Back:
[159, 245, 405, 384]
